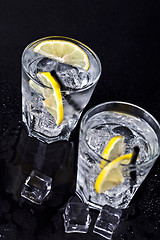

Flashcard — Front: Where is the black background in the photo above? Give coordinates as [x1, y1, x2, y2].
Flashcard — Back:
[0, 0, 160, 239]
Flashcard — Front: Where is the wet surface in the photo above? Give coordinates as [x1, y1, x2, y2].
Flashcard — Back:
[0, 121, 76, 239]
[0, 120, 160, 240]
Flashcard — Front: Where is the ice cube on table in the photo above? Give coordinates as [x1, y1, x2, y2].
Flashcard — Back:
[63, 197, 91, 233]
[21, 170, 52, 205]
[93, 205, 122, 239]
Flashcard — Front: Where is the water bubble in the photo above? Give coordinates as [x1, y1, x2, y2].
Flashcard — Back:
[2, 103, 6, 108]
[127, 225, 134, 234]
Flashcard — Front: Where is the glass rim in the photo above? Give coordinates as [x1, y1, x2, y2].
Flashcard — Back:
[21, 36, 102, 94]
[80, 101, 160, 168]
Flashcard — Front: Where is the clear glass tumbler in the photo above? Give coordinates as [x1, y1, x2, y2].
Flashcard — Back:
[21, 36, 101, 143]
[76, 101, 160, 209]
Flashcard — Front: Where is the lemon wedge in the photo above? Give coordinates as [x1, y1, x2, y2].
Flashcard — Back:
[95, 153, 132, 193]
[100, 135, 125, 168]
[33, 40, 90, 70]
[30, 72, 63, 125]
[29, 79, 45, 96]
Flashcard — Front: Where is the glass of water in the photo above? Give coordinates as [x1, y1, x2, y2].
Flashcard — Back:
[76, 101, 160, 210]
[21, 36, 101, 143]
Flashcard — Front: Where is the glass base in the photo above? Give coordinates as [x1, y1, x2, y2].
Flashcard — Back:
[76, 189, 131, 210]
[28, 129, 70, 144]
[22, 117, 70, 144]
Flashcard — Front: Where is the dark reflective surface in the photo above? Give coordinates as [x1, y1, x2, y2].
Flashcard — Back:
[0, 120, 160, 240]
[1, 121, 76, 209]
[1, 0, 160, 239]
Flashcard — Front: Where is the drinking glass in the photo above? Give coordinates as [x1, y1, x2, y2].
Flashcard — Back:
[21, 36, 101, 143]
[76, 101, 160, 209]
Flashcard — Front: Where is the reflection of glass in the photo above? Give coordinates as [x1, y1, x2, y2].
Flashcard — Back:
[76, 101, 160, 209]
[3, 121, 76, 207]
[21, 36, 101, 143]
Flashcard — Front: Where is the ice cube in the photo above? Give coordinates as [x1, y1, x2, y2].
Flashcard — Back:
[21, 170, 52, 205]
[31, 58, 90, 90]
[63, 196, 91, 233]
[56, 63, 90, 90]
[87, 128, 110, 154]
[93, 205, 122, 239]
[78, 70, 90, 86]
[37, 57, 58, 72]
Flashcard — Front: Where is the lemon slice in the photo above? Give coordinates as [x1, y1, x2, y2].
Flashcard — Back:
[100, 135, 125, 168]
[29, 79, 45, 96]
[95, 153, 132, 193]
[34, 40, 90, 70]
[36, 72, 63, 125]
